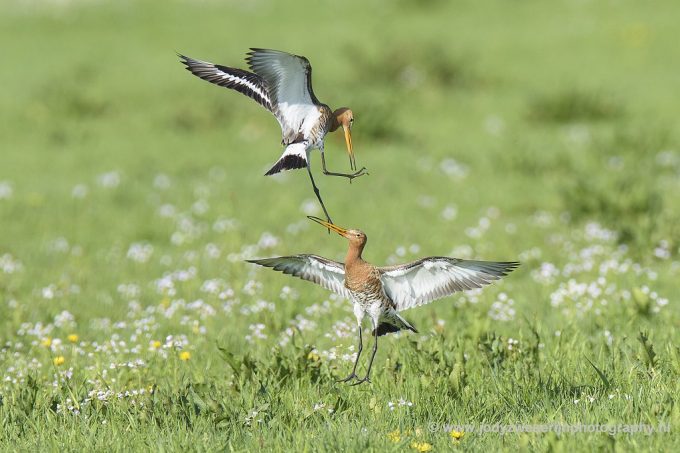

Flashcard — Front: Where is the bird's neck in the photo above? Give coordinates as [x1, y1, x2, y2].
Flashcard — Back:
[345, 245, 364, 267]
[329, 115, 340, 133]
[329, 107, 344, 132]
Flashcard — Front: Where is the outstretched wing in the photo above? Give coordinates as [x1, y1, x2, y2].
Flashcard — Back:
[247, 255, 351, 300]
[246, 48, 321, 138]
[179, 54, 274, 112]
[379, 258, 519, 311]
[246, 48, 319, 106]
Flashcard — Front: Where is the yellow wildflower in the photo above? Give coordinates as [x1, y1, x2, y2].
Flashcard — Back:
[67, 334, 79, 343]
[410, 441, 433, 452]
[307, 350, 320, 361]
[41, 337, 52, 347]
[387, 430, 401, 443]
[152, 340, 162, 349]
[450, 430, 464, 441]
[161, 296, 170, 308]
[179, 351, 191, 361]
[53, 356, 65, 366]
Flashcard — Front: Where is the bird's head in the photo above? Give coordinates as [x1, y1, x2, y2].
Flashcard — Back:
[308, 216, 367, 248]
[330, 107, 356, 170]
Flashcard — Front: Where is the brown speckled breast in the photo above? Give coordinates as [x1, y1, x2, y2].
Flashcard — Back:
[345, 266, 391, 308]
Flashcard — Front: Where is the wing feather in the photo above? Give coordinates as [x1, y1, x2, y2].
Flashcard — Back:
[180, 50, 324, 142]
[179, 54, 273, 112]
[246, 48, 319, 105]
[246, 48, 321, 137]
[247, 255, 351, 300]
[378, 257, 519, 311]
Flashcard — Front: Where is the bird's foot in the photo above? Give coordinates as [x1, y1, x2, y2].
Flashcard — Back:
[349, 167, 368, 180]
[335, 372, 358, 383]
[322, 167, 369, 182]
[349, 376, 371, 386]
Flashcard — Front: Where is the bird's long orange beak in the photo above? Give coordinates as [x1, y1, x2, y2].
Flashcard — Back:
[308, 216, 348, 237]
[342, 124, 355, 171]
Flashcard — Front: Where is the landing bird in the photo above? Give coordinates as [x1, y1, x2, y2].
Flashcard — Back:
[179, 48, 367, 222]
[247, 216, 519, 385]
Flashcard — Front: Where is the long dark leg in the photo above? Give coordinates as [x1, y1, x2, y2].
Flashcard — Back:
[351, 327, 378, 385]
[306, 163, 333, 223]
[321, 150, 368, 181]
[336, 327, 363, 382]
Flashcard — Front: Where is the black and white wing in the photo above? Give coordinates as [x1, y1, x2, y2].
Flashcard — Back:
[246, 48, 321, 138]
[378, 258, 519, 311]
[179, 54, 274, 112]
[247, 255, 351, 300]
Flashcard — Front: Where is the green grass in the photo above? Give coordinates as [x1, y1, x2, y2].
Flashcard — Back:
[1, 0, 679, 450]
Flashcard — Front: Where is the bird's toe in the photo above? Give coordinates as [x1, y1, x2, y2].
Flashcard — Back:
[336, 373, 358, 383]
[349, 377, 371, 386]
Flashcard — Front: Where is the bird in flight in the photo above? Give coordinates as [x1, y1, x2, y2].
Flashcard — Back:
[179, 48, 367, 222]
[247, 216, 519, 384]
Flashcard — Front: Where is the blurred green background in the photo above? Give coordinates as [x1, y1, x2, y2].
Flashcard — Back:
[1, 0, 678, 450]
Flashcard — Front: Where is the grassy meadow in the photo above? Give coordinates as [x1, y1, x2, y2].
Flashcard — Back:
[1, 0, 679, 450]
